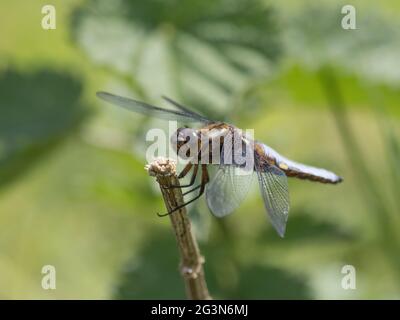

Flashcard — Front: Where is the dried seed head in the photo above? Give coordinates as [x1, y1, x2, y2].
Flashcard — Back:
[145, 157, 177, 177]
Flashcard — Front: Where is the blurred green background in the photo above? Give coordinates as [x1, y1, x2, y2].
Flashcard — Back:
[1, 0, 399, 299]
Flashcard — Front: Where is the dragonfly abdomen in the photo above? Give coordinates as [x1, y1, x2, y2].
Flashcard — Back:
[260, 143, 342, 184]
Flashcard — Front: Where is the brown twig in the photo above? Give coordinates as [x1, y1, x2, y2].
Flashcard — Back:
[145, 157, 211, 300]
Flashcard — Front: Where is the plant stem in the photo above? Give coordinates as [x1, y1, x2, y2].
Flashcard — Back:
[146, 158, 211, 300]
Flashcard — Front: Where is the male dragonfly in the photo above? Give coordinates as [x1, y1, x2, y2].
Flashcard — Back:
[97, 91, 343, 237]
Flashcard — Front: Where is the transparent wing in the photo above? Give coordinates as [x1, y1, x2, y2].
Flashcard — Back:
[256, 165, 290, 237]
[162, 96, 213, 123]
[97, 91, 210, 123]
[206, 165, 254, 217]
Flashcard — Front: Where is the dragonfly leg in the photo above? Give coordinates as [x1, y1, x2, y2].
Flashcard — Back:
[180, 163, 212, 196]
[162, 163, 198, 189]
[157, 165, 209, 217]
[182, 184, 201, 196]
[178, 162, 193, 179]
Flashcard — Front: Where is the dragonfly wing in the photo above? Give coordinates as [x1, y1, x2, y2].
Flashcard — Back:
[162, 96, 213, 123]
[206, 165, 254, 217]
[256, 165, 290, 237]
[97, 91, 209, 123]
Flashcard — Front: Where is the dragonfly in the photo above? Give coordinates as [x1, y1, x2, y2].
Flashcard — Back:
[97, 91, 343, 237]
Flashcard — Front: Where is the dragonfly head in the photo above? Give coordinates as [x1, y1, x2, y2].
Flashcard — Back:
[171, 127, 199, 159]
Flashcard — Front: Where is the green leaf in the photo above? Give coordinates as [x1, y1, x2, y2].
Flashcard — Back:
[0, 69, 88, 188]
[71, 0, 281, 117]
[283, 5, 400, 85]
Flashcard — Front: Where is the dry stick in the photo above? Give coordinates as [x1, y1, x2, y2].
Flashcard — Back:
[146, 158, 211, 300]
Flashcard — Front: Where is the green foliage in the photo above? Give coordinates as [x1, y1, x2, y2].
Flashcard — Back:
[71, 0, 281, 117]
[115, 229, 312, 299]
[0, 69, 87, 188]
[283, 3, 400, 85]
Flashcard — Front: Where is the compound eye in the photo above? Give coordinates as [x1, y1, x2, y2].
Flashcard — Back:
[177, 132, 187, 143]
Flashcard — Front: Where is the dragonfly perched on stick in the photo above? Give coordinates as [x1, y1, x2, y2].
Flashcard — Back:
[97, 91, 343, 237]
